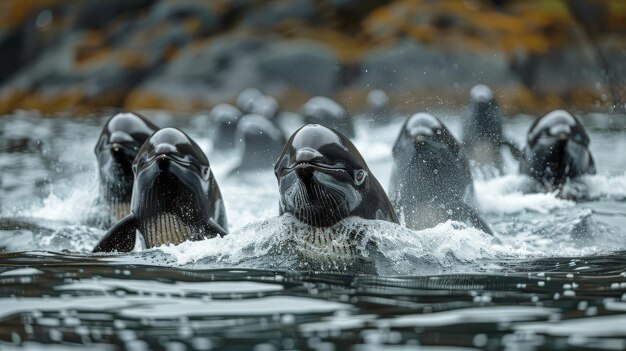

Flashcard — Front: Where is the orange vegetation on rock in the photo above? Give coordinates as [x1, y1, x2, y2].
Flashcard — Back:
[0, 88, 26, 115]
[362, 0, 579, 56]
[74, 31, 109, 66]
[125, 89, 210, 112]
[0, 0, 66, 30]
[116, 49, 149, 70]
[607, 1, 626, 31]
[16, 87, 84, 114]
[276, 26, 371, 63]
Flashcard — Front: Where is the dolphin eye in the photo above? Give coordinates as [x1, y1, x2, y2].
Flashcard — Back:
[355, 169, 367, 185]
[202, 166, 210, 180]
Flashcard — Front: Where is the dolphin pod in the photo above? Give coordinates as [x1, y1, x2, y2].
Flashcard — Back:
[92, 94, 596, 263]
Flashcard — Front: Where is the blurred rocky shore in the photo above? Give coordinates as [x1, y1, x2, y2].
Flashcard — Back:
[0, 0, 624, 116]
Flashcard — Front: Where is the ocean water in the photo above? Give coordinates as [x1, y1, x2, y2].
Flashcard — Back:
[1, 110, 626, 350]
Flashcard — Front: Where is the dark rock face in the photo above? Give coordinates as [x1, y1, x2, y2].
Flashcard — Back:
[356, 41, 518, 92]
[0, 6, 69, 84]
[133, 37, 267, 106]
[148, 0, 221, 36]
[600, 40, 626, 108]
[134, 38, 340, 106]
[243, 0, 315, 27]
[0, 0, 623, 115]
[74, 0, 155, 30]
[258, 41, 339, 96]
[517, 46, 604, 93]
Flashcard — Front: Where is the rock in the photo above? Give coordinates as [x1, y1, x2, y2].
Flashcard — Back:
[243, 0, 315, 27]
[148, 0, 220, 36]
[130, 37, 339, 110]
[126, 36, 266, 109]
[258, 41, 339, 96]
[74, 0, 155, 30]
[356, 40, 518, 92]
[0, 32, 150, 114]
[597, 37, 626, 111]
[0, 6, 70, 84]
[513, 44, 608, 97]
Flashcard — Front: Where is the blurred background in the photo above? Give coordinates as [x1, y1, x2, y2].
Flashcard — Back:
[0, 0, 624, 117]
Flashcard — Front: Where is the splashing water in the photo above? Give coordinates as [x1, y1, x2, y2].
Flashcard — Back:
[1, 113, 626, 350]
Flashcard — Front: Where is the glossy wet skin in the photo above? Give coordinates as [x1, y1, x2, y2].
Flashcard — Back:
[209, 103, 242, 150]
[461, 85, 505, 169]
[234, 114, 285, 172]
[302, 97, 354, 138]
[390, 113, 486, 231]
[463, 85, 503, 142]
[92, 128, 227, 252]
[392, 113, 471, 202]
[401, 113, 460, 153]
[95, 112, 158, 185]
[132, 128, 226, 230]
[94, 112, 158, 219]
[133, 128, 210, 220]
[521, 110, 596, 188]
[275, 124, 397, 227]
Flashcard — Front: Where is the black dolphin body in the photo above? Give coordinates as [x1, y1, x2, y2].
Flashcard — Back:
[93, 128, 228, 252]
[390, 113, 493, 234]
[462, 85, 521, 172]
[230, 114, 286, 174]
[276, 124, 397, 227]
[520, 109, 595, 190]
[302, 97, 355, 138]
[208, 103, 243, 150]
[95, 112, 159, 223]
[275, 124, 397, 272]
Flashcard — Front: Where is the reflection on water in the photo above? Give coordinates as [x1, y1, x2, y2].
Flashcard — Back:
[0, 255, 625, 349]
[0, 112, 626, 349]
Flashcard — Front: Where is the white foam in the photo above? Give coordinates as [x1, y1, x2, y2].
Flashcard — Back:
[0, 268, 43, 276]
[158, 217, 511, 274]
[56, 279, 283, 294]
[475, 175, 574, 214]
[4, 114, 626, 272]
[158, 217, 285, 265]
[16, 173, 101, 223]
[579, 172, 626, 200]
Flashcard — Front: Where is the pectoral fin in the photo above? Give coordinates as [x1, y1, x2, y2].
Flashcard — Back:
[93, 213, 139, 253]
[461, 205, 494, 236]
[501, 139, 523, 162]
[206, 217, 228, 237]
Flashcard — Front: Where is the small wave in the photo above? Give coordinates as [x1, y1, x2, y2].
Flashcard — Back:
[475, 175, 574, 214]
[157, 216, 504, 274]
[158, 217, 286, 266]
[11, 174, 102, 225]
[579, 171, 626, 201]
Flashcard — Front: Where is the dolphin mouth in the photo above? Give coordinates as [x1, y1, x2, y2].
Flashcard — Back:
[147, 153, 192, 166]
[287, 162, 349, 174]
[109, 142, 133, 152]
[142, 154, 203, 176]
[284, 179, 347, 227]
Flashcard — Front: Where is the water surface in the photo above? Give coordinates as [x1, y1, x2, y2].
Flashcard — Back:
[1, 111, 626, 349]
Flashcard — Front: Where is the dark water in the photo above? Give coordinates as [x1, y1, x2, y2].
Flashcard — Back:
[1, 112, 626, 350]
